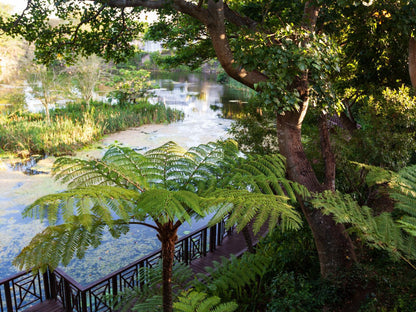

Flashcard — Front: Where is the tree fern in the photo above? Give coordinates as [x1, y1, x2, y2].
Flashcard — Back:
[16, 140, 241, 312]
[132, 189, 204, 224]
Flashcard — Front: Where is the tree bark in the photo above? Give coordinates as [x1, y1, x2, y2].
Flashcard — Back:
[158, 224, 178, 312]
[319, 114, 336, 191]
[276, 107, 357, 278]
[409, 36, 416, 88]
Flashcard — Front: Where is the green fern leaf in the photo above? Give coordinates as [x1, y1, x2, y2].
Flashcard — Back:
[173, 290, 238, 312]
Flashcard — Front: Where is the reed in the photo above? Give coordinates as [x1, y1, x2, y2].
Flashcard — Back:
[0, 101, 183, 157]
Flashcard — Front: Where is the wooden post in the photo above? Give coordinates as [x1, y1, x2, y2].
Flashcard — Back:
[63, 280, 72, 312]
[49, 272, 57, 300]
[112, 276, 118, 308]
[209, 224, 217, 252]
[184, 238, 189, 265]
[81, 291, 87, 312]
[4, 281, 13, 312]
[43, 271, 51, 300]
[202, 228, 207, 257]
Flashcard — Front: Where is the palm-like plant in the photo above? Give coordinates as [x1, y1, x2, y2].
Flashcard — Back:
[14, 140, 302, 312]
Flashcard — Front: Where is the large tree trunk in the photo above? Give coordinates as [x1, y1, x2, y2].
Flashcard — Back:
[158, 224, 178, 312]
[276, 106, 357, 278]
[409, 37, 416, 88]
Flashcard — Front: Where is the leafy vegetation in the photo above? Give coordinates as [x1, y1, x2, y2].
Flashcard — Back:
[0, 101, 182, 157]
[2, 0, 416, 310]
[15, 140, 304, 311]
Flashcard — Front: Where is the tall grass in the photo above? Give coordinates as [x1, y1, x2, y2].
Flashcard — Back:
[0, 101, 183, 157]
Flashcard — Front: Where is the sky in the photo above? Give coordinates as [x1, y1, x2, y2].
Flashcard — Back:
[0, 0, 27, 13]
[0, 0, 159, 22]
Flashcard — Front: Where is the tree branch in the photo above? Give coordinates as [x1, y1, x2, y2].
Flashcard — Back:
[71, 5, 106, 44]
[204, 0, 268, 89]
[223, 3, 257, 31]
[105, 0, 167, 9]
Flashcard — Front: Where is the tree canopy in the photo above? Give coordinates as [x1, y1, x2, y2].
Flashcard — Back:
[3, 1, 416, 309]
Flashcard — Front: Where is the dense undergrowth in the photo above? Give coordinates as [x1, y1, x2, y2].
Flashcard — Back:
[0, 101, 183, 157]
[117, 224, 416, 311]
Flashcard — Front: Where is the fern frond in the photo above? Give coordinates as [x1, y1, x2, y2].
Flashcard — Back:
[351, 162, 396, 187]
[194, 251, 272, 302]
[173, 290, 238, 312]
[133, 189, 204, 224]
[143, 141, 187, 189]
[23, 185, 138, 226]
[398, 216, 416, 236]
[208, 190, 301, 234]
[13, 217, 129, 272]
[224, 154, 310, 201]
[53, 154, 149, 192]
[391, 165, 416, 217]
[312, 191, 416, 261]
[180, 140, 239, 192]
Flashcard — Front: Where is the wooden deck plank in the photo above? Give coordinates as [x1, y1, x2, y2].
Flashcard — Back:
[189, 225, 268, 275]
[24, 300, 63, 312]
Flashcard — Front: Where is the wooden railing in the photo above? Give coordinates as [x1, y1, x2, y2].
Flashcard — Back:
[0, 219, 232, 312]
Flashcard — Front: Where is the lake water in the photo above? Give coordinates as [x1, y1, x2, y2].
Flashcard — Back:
[0, 72, 248, 285]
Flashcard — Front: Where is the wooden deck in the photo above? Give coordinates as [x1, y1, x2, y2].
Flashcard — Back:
[24, 300, 63, 312]
[24, 226, 268, 312]
[189, 225, 268, 275]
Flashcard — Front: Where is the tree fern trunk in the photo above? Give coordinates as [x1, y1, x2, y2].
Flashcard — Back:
[159, 225, 178, 312]
[276, 107, 357, 278]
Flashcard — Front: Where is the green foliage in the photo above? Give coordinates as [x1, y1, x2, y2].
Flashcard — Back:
[391, 165, 416, 238]
[115, 262, 194, 312]
[342, 87, 416, 171]
[312, 189, 416, 264]
[145, 14, 215, 70]
[0, 0, 145, 64]
[232, 25, 342, 114]
[356, 258, 416, 312]
[266, 271, 335, 312]
[194, 252, 272, 311]
[14, 140, 242, 272]
[108, 67, 154, 104]
[228, 97, 279, 154]
[0, 101, 182, 157]
[210, 153, 306, 234]
[173, 291, 238, 312]
[320, 0, 416, 91]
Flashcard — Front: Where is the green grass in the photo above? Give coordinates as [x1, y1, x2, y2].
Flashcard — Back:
[0, 101, 183, 157]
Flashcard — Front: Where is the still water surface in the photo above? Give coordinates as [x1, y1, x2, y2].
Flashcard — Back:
[0, 72, 247, 285]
